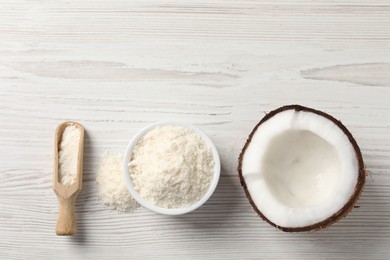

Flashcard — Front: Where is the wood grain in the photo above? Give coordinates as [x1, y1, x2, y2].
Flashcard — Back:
[1, 0, 390, 259]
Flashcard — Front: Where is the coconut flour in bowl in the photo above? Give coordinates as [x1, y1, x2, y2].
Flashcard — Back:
[128, 124, 215, 209]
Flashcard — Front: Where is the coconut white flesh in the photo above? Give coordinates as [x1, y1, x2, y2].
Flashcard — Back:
[242, 110, 358, 228]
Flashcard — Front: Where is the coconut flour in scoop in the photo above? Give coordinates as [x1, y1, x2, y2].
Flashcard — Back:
[129, 125, 215, 209]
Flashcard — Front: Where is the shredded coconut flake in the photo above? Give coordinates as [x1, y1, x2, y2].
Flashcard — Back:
[96, 151, 139, 213]
[129, 125, 215, 209]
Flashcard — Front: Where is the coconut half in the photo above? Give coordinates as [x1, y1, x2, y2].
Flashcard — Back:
[238, 105, 365, 232]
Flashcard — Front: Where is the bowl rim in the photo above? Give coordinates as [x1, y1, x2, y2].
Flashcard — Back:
[122, 120, 221, 215]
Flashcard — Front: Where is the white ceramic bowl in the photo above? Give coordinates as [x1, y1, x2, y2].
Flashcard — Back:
[123, 121, 221, 215]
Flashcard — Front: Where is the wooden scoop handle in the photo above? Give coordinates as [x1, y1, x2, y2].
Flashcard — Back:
[56, 197, 77, 236]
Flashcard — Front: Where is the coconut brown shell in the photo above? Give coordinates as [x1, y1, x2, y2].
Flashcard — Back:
[238, 105, 366, 232]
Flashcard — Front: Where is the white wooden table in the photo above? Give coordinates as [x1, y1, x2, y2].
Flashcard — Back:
[1, 0, 390, 259]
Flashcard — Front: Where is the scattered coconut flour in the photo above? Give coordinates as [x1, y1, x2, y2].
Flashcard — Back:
[58, 124, 80, 185]
[129, 125, 215, 209]
[96, 151, 139, 213]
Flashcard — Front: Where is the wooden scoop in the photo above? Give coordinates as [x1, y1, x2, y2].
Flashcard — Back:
[53, 121, 85, 236]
